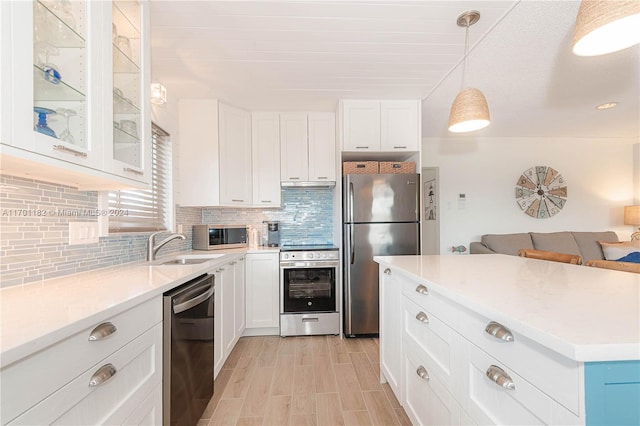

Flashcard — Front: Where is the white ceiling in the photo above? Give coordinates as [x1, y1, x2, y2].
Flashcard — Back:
[150, 0, 640, 140]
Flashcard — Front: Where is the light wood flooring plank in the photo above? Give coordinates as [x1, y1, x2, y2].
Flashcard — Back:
[334, 364, 367, 411]
[327, 336, 351, 364]
[292, 365, 316, 414]
[278, 337, 297, 355]
[224, 339, 248, 370]
[271, 354, 295, 396]
[344, 338, 364, 353]
[209, 398, 244, 426]
[290, 413, 317, 426]
[242, 336, 265, 358]
[316, 393, 345, 426]
[313, 353, 338, 393]
[382, 383, 401, 409]
[342, 410, 373, 426]
[350, 353, 382, 391]
[257, 336, 280, 368]
[395, 408, 412, 426]
[235, 417, 262, 426]
[362, 391, 400, 426]
[203, 369, 234, 419]
[360, 338, 380, 364]
[240, 367, 274, 417]
[263, 395, 292, 426]
[223, 357, 257, 399]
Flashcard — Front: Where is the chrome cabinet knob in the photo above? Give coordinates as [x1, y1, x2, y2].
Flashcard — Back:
[485, 321, 514, 342]
[486, 365, 515, 390]
[416, 365, 430, 381]
[383, 268, 391, 275]
[415, 311, 429, 324]
[415, 284, 429, 295]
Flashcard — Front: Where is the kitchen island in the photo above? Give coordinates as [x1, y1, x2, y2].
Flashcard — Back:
[374, 254, 640, 426]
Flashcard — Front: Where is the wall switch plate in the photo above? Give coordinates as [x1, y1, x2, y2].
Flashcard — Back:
[69, 222, 100, 245]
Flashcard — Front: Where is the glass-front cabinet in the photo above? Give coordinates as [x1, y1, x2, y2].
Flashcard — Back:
[0, 0, 150, 188]
[107, 0, 150, 182]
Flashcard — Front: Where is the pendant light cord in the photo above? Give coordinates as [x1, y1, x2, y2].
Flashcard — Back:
[462, 19, 470, 89]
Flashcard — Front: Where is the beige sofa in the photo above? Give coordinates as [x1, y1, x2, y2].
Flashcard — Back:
[469, 231, 618, 262]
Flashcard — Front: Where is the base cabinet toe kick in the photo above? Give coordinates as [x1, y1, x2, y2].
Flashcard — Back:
[377, 260, 640, 426]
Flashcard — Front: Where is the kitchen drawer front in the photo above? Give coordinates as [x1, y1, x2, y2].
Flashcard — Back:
[401, 277, 458, 326]
[9, 323, 162, 425]
[1, 296, 161, 423]
[403, 296, 453, 387]
[455, 305, 580, 414]
[122, 383, 162, 426]
[403, 341, 463, 426]
[464, 341, 554, 425]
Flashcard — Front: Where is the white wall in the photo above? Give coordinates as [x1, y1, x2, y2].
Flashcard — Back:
[422, 137, 636, 252]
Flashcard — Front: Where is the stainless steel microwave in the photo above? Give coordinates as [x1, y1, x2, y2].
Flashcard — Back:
[192, 224, 248, 250]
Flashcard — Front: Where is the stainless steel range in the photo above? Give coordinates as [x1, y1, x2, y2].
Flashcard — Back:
[280, 245, 340, 337]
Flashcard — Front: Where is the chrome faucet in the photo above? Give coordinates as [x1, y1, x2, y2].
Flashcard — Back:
[147, 231, 186, 261]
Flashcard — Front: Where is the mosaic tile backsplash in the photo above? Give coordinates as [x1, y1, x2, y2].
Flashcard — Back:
[0, 175, 202, 288]
[202, 187, 335, 246]
[0, 175, 335, 287]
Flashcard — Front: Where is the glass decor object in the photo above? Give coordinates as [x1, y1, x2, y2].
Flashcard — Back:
[56, 107, 76, 143]
[34, 107, 57, 138]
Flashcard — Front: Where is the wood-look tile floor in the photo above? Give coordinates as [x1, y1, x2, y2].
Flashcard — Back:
[198, 335, 411, 426]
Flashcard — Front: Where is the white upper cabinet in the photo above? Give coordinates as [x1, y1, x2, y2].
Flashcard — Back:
[341, 100, 420, 153]
[104, 0, 151, 185]
[308, 112, 336, 182]
[219, 103, 252, 206]
[280, 113, 309, 182]
[281, 111, 336, 185]
[1, 0, 151, 190]
[252, 112, 281, 206]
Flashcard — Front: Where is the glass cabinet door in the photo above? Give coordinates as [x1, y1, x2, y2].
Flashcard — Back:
[31, 0, 93, 163]
[110, 0, 149, 182]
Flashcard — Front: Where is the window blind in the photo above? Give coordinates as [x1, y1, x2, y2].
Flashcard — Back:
[109, 123, 170, 232]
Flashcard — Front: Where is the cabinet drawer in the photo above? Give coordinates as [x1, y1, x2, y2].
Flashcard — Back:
[401, 278, 458, 327]
[455, 306, 580, 414]
[403, 296, 453, 388]
[9, 323, 162, 425]
[403, 341, 463, 426]
[464, 342, 554, 425]
[1, 297, 162, 423]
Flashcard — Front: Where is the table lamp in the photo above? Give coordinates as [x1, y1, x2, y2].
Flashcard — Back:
[623, 205, 640, 241]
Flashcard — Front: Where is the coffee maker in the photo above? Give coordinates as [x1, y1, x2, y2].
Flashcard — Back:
[263, 221, 280, 247]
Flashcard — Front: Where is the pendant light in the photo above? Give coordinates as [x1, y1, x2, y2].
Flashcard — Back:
[448, 11, 490, 133]
[573, 0, 640, 56]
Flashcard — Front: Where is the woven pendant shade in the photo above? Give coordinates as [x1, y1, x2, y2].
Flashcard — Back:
[448, 87, 490, 133]
[573, 0, 640, 56]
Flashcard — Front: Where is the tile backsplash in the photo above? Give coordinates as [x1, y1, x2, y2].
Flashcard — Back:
[202, 187, 335, 246]
[0, 175, 201, 288]
[0, 175, 335, 288]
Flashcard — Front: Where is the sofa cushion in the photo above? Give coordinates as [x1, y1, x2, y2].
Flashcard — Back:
[481, 233, 533, 256]
[572, 231, 619, 261]
[530, 232, 581, 256]
[599, 240, 640, 263]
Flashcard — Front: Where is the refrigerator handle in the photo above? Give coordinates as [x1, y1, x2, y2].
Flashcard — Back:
[350, 224, 355, 264]
[349, 181, 355, 223]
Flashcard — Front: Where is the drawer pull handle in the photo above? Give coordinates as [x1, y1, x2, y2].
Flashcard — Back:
[486, 365, 515, 390]
[415, 284, 429, 295]
[123, 167, 144, 176]
[89, 363, 117, 387]
[383, 268, 391, 275]
[416, 365, 430, 381]
[88, 322, 117, 341]
[485, 321, 514, 342]
[302, 317, 319, 322]
[415, 311, 429, 324]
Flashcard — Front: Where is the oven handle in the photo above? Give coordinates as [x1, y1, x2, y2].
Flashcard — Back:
[280, 261, 339, 268]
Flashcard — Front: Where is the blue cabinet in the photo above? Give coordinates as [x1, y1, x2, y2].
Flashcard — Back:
[585, 360, 640, 426]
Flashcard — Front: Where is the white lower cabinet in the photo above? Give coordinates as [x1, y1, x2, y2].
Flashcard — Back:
[245, 252, 280, 331]
[2, 297, 162, 425]
[379, 266, 403, 398]
[214, 256, 246, 378]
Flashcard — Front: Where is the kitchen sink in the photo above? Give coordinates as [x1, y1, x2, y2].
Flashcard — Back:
[156, 254, 226, 266]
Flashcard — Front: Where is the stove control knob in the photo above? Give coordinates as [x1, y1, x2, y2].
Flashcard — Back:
[322, 253, 327, 258]
[283, 253, 288, 260]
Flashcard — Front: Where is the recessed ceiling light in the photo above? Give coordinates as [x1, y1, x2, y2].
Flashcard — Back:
[596, 102, 618, 110]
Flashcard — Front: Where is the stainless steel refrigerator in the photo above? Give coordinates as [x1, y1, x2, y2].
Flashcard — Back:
[343, 173, 420, 336]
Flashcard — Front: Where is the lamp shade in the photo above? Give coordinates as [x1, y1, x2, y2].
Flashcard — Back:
[448, 87, 490, 133]
[624, 205, 640, 225]
[573, 0, 640, 56]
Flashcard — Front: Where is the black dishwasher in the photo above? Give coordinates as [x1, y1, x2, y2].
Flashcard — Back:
[163, 274, 214, 426]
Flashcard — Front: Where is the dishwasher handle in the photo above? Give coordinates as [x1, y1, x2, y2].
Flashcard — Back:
[173, 280, 214, 314]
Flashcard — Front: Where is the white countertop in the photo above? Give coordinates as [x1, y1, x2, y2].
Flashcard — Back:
[0, 247, 279, 368]
[374, 254, 640, 363]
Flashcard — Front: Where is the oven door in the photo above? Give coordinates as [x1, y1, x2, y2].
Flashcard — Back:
[281, 263, 337, 313]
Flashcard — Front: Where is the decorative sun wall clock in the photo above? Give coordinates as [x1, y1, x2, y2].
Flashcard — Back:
[515, 166, 567, 218]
